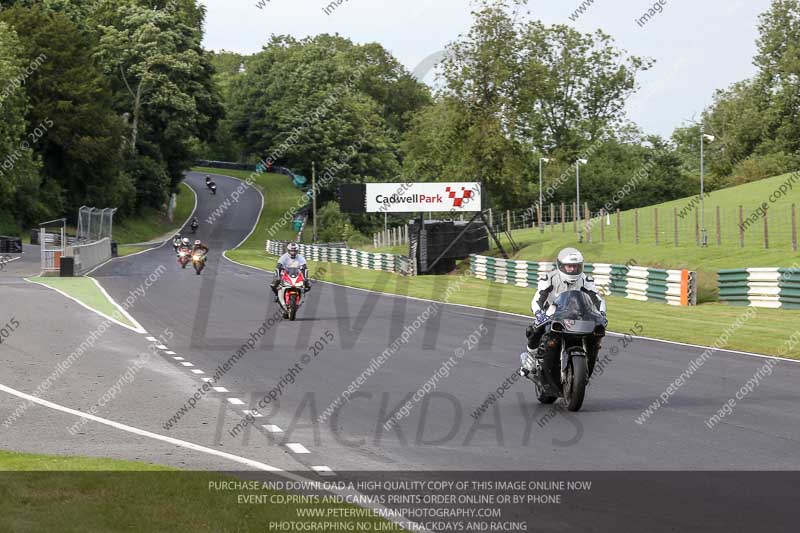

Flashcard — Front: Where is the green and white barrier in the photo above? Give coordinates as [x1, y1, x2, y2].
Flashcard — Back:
[470, 255, 697, 306]
[266, 240, 414, 275]
[718, 268, 800, 309]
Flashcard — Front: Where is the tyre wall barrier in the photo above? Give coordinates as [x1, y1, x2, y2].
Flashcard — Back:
[470, 255, 697, 306]
[0, 236, 22, 254]
[718, 268, 800, 309]
[266, 240, 414, 276]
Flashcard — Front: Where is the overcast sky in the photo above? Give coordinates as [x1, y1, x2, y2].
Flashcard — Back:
[200, 0, 771, 138]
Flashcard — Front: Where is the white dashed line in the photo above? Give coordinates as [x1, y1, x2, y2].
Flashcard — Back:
[0, 383, 281, 472]
[201, 378, 213, 383]
[286, 443, 310, 454]
[213, 387, 229, 393]
[262, 425, 283, 433]
[156, 344, 168, 350]
[165, 351, 176, 355]
[227, 398, 245, 405]
[191, 369, 205, 374]
[242, 410, 263, 418]
[312, 466, 335, 476]
[145, 336, 157, 342]
[173, 357, 184, 361]
[180, 362, 194, 367]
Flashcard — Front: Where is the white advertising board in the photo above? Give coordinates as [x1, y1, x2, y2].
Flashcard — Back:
[365, 182, 482, 213]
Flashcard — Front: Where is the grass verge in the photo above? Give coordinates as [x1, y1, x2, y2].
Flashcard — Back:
[207, 167, 800, 359]
[27, 276, 139, 330]
[0, 451, 400, 532]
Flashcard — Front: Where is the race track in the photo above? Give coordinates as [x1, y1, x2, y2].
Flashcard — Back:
[90, 172, 800, 472]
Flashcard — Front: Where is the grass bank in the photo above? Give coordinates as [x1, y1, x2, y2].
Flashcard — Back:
[113, 182, 196, 256]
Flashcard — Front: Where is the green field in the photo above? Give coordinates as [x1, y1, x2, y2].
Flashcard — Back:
[208, 167, 800, 359]
[113, 182, 196, 247]
[509, 170, 799, 263]
[0, 451, 395, 532]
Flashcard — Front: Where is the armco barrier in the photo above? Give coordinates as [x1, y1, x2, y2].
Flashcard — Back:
[718, 268, 800, 309]
[266, 240, 414, 276]
[470, 255, 696, 306]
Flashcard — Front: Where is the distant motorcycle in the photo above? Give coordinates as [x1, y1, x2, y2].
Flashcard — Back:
[177, 248, 191, 269]
[190, 220, 199, 234]
[209, 182, 217, 195]
[528, 290, 606, 412]
[276, 266, 307, 321]
[192, 252, 206, 275]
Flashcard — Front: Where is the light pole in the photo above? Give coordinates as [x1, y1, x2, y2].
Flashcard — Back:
[700, 125, 715, 247]
[312, 162, 317, 243]
[576, 158, 588, 242]
[538, 157, 551, 232]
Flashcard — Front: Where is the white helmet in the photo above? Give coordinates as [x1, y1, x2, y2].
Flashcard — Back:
[556, 247, 584, 283]
[182, 237, 190, 246]
[287, 242, 299, 257]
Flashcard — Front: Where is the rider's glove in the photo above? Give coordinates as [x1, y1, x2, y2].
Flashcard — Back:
[534, 310, 548, 327]
[600, 311, 608, 327]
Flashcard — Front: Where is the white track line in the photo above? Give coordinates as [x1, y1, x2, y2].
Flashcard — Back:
[190, 369, 205, 375]
[263, 425, 283, 433]
[24, 278, 143, 334]
[213, 387, 229, 393]
[0, 383, 281, 472]
[285, 443, 310, 454]
[165, 350, 176, 355]
[90, 278, 147, 333]
[227, 398, 245, 405]
[180, 362, 194, 367]
[312, 466, 336, 476]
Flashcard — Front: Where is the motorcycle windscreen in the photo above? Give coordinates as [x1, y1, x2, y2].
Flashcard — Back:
[284, 267, 302, 278]
[551, 290, 602, 334]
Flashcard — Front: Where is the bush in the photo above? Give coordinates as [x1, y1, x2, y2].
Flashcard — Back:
[732, 152, 799, 185]
[124, 156, 170, 211]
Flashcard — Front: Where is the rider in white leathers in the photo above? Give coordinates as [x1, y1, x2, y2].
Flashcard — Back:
[270, 242, 311, 301]
[519, 247, 606, 376]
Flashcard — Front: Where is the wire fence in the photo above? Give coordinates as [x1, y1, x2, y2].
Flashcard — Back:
[492, 202, 798, 251]
[77, 206, 116, 243]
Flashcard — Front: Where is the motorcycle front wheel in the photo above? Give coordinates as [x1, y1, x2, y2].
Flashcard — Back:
[288, 293, 298, 321]
[564, 354, 588, 412]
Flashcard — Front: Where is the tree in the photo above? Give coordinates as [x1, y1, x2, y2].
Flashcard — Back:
[0, 5, 131, 217]
[403, 0, 652, 209]
[0, 21, 44, 233]
[227, 34, 428, 197]
[94, 0, 222, 202]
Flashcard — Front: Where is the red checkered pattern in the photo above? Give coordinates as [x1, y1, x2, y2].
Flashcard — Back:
[445, 186, 473, 208]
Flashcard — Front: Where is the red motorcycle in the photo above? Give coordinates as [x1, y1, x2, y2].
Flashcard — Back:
[277, 266, 306, 321]
[177, 247, 192, 269]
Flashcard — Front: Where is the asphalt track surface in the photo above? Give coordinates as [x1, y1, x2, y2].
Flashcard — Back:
[2, 171, 799, 530]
